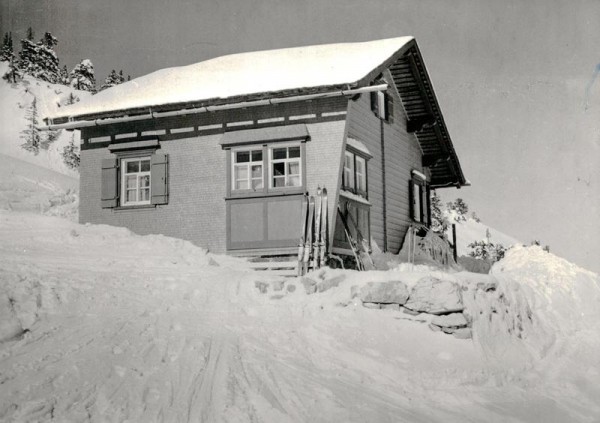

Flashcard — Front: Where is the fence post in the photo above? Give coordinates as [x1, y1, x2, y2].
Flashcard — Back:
[452, 224, 457, 263]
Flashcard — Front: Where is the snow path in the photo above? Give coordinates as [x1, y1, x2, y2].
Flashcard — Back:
[1, 212, 599, 422]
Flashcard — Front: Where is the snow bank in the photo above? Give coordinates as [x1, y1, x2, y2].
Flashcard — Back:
[48, 37, 413, 119]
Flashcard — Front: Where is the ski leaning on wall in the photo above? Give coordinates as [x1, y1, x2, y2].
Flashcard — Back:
[297, 188, 329, 276]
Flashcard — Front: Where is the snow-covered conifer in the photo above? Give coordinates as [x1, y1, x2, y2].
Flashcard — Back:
[430, 191, 449, 234]
[0, 32, 14, 62]
[21, 96, 42, 154]
[69, 59, 96, 92]
[59, 65, 69, 85]
[62, 134, 80, 169]
[17, 32, 61, 83]
[99, 69, 126, 91]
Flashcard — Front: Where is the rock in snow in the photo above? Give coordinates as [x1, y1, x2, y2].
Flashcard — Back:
[404, 276, 464, 315]
[360, 281, 409, 304]
[431, 313, 468, 329]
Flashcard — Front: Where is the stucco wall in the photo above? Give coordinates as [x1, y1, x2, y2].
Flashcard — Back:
[79, 101, 347, 254]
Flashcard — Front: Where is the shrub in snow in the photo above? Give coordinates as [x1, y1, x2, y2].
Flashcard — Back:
[446, 198, 469, 222]
[69, 59, 96, 92]
[62, 134, 80, 169]
[468, 240, 506, 262]
[2, 56, 23, 84]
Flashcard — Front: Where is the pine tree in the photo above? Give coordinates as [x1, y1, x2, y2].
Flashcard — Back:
[21, 96, 42, 154]
[62, 134, 80, 169]
[65, 92, 79, 105]
[69, 59, 96, 92]
[17, 32, 60, 83]
[0, 32, 14, 62]
[99, 69, 126, 91]
[59, 65, 69, 85]
[430, 191, 449, 234]
[2, 56, 22, 83]
[26, 27, 34, 41]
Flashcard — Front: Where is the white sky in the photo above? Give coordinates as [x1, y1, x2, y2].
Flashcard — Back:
[2, 0, 598, 272]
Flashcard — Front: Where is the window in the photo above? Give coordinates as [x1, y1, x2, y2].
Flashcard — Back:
[270, 145, 301, 188]
[227, 142, 304, 197]
[121, 157, 151, 206]
[232, 149, 263, 191]
[410, 172, 430, 225]
[370, 91, 394, 123]
[342, 150, 368, 198]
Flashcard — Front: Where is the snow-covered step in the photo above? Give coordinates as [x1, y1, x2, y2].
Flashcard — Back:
[247, 259, 299, 277]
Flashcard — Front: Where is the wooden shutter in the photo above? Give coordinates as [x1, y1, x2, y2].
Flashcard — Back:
[101, 158, 118, 208]
[370, 91, 379, 117]
[151, 153, 169, 205]
[426, 184, 432, 227]
[408, 179, 415, 221]
[385, 94, 394, 123]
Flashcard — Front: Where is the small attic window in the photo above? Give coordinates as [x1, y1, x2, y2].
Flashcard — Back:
[370, 91, 394, 123]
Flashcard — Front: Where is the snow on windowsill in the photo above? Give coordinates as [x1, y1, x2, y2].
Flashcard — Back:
[339, 189, 371, 205]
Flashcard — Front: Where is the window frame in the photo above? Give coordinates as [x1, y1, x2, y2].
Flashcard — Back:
[410, 171, 430, 225]
[120, 156, 152, 207]
[225, 141, 306, 199]
[342, 147, 369, 199]
[268, 143, 302, 190]
[231, 147, 264, 192]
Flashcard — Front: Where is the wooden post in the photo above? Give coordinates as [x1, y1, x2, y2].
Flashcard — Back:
[452, 223, 457, 263]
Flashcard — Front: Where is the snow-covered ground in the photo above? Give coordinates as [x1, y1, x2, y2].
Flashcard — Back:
[1, 206, 599, 421]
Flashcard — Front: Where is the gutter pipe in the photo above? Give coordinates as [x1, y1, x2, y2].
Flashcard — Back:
[39, 84, 389, 131]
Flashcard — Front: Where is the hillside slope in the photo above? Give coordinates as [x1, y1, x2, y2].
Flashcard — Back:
[0, 61, 90, 177]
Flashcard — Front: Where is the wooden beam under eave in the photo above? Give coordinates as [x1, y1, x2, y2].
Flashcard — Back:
[422, 153, 449, 167]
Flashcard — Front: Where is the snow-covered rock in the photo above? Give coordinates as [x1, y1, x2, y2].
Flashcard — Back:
[404, 276, 464, 315]
[431, 313, 468, 329]
[360, 281, 409, 304]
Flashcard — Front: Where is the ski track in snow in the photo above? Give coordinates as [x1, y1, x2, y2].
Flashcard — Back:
[1, 212, 600, 422]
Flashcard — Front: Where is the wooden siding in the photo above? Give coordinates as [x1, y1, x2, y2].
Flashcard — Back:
[345, 71, 427, 253]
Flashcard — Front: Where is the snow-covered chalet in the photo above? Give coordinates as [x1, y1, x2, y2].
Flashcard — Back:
[43, 37, 467, 265]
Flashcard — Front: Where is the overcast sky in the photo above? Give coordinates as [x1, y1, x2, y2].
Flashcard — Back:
[2, 0, 599, 272]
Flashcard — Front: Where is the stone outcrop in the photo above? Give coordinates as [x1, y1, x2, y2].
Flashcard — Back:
[404, 276, 464, 315]
[360, 281, 409, 305]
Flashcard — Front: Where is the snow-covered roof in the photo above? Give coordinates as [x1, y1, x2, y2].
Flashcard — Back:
[48, 37, 414, 120]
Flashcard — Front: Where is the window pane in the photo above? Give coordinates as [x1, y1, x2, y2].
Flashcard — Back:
[252, 179, 263, 190]
[273, 162, 285, 177]
[251, 164, 262, 178]
[273, 176, 285, 187]
[127, 189, 136, 202]
[126, 161, 139, 173]
[272, 148, 287, 160]
[235, 180, 248, 190]
[140, 188, 150, 201]
[140, 175, 150, 188]
[288, 146, 300, 158]
[288, 176, 300, 187]
[236, 151, 250, 163]
[252, 150, 262, 161]
[140, 160, 150, 172]
[126, 175, 137, 189]
[287, 162, 299, 176]
[413, 184, 421, 222]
